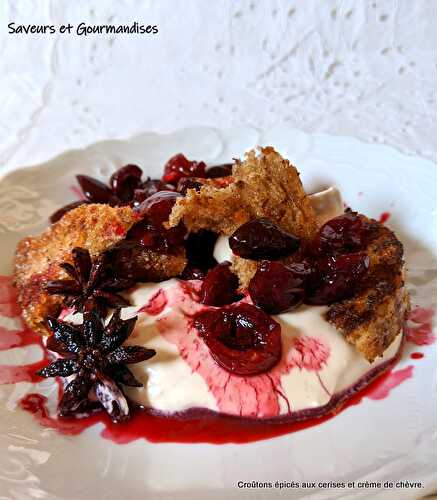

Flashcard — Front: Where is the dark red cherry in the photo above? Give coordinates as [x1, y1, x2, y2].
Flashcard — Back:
[314, 211, 367, 255]
[194, 303, 282, 376]
[205, 163, 233, 178]
[162, 153, 206, 185]
[133, 179, 175, 206]
[180, 265, 206, 280]
[131, 191, 185, 252]
[229, 218, 300, 260]
[199, 262, 240, 306]
[109, 164, 143, 202]
[249, 261, 311, 314]
[126, 219, 161, 248]
[305, 251, 370, 305]
[50, 200, 89, 223]
[184, 230, 218, 274]
[177, 177, 203, 195]
[135, 190, 182, 223]
[76, 175, 119, 205]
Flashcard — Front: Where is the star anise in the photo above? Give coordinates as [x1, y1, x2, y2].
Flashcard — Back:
[45, 247, 134, 315]
[37, 309, 156, 422]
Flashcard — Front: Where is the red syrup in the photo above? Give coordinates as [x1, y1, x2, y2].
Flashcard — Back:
[379, 212, 391, 224]
[0, 275, 429, 445]
[138, 289, 168, 315]
[18, 356, 410, 445]
[70, 184, 85, 201]
[405, 306, 435, 345]
[410, 352, 424, 360]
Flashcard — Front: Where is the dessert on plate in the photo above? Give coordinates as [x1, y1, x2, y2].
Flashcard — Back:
[13, 147, 410, 424]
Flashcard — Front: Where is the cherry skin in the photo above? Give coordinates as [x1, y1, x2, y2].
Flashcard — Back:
[109, 164, 143, 202]
[162, 153, 206, 185]
[249, 261, 312, 314]
[229, 218, 300, 261]
[305, 251, 370, 305]
[199, 262, 240, 306]
[205, 164, 233, 178]
[194, 303, 282, 376]
[313, 211, 367, 255]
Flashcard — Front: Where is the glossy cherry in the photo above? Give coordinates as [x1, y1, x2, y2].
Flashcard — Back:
[133, 179, 175, 206]
[181, 230, 218, 279]
[162, 153, 206, 185]
[249, 261, 311, 314]
[129, 191, 186, 252]
[194, 303, 282, 376]
[313, 211, 367, 255]
[305, 251, 370, 305]
[205, 163, 233, 178]
[109, 164, 143, 202]
[229, 218, 300, 260]
[177, 177, 203, 195]
[77, 175, 119, 205]
[199, 262, 240, 306]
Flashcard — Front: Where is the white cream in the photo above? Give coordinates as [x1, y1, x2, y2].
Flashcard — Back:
[122, 281, 218, 413]
[106, 282, 402, 417]
[276, 306, 401, 412]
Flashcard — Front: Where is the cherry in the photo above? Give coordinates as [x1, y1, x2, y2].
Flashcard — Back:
[162, 153, 206, 185]
[135, 190, 182, 223]
[105, 241, 159, 282]
[50, 163, 175, 223]
[77, 175, 119, 205]
[194, 303, 282, 376]
[205, 163, 233, 178]
[133, 180, 175, 206]
[184, 230, 218, 275]
[109, 164, 143, 202]
[305, 251, 370, 305]
[229, 218, 300, 260]
[249, 261, 311, 314]
[130, 191, 186, 252]
[199, 262, 240, 306]
[180, 265, 207, 280]
[314, 211, 367, 255]
[177, 177, 203, 195]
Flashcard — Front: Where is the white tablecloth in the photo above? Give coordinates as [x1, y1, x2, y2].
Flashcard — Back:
[0, 0, 436, 174]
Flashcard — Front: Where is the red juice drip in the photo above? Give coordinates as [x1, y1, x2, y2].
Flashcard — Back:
[70, 185, 85, 200]
[379, 212, 391, 224]
[364, 365, 413, 401]
[0, 360, 48, 384]
[0, 325, 42, 350]
[410, 352, 424, 359]
[406, 306, 435, 346]
[0, 276, 21, 317]
[138, 289, 168, 315]
[18, 360, 411, 445]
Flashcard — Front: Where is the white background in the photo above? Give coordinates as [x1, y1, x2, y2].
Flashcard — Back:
[0, 2, 436, 499]
[0, 0, 437, 174]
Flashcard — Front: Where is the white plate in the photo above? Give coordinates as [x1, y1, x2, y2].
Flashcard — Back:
[0, 127, 436, 500]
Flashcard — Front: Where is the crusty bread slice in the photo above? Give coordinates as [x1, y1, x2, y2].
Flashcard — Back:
[14, 204, 186, 334]
[169, 147, 318, 240]
[327, 217, 410, 362]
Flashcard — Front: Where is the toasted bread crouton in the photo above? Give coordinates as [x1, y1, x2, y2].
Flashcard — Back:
[169, 147, 318, 241]
[327, 218, 410, 362]
[14, 204, 186, 334]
